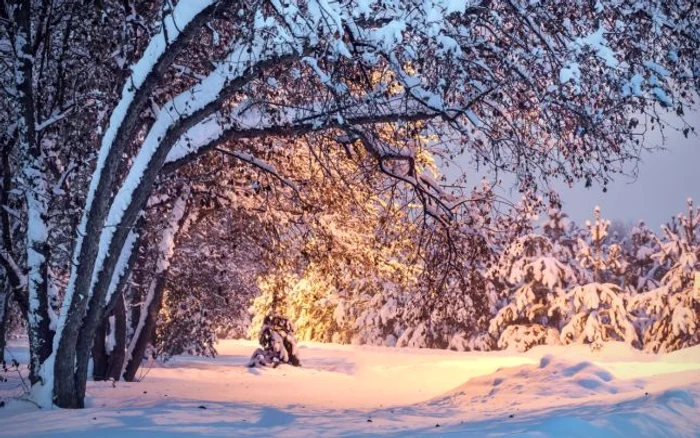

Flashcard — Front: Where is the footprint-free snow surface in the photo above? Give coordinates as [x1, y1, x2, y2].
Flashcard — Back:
[1, 340, 699, 437]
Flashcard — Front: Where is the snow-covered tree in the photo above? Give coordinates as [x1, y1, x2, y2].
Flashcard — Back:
[248, 138, 424, 347]
[1, 0, 147, 395]
[542, 195, 587, 281]
[551, 207, 638, 348]
[553, 282, 638, 348]
[623, 220, 663, 293]
[395, 181, 499, 351]
[577, 207, 627, 283]
[630, 199, 699, 352]
[488, 205, 644, 351]
[488, 234, 576, 351]
[161, 207, 265, 351]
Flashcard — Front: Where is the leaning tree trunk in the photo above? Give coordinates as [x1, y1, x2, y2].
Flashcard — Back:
[50, 1, 223, 409]
[123, 189, 191, 382]
[106, 296, 127, 381]
[70, 29, 291, 393]
[121, 282, 164, 382]
[91, 217, 143, 383]
[55, 0, 298, 407]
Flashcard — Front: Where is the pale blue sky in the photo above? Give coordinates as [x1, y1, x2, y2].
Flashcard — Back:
[551, 125, 699, 229]
[452, 111, 699, 231]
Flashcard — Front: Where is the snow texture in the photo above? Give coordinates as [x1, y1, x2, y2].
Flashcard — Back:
[2, 340, 699, 436]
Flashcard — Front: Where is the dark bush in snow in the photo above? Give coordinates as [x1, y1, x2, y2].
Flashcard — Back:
[248, 315, 301, 368]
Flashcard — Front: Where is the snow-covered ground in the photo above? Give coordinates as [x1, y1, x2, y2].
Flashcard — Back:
[1, 340, 699, 437]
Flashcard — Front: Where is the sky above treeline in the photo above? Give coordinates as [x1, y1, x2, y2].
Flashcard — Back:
[452, 110, 700, 231]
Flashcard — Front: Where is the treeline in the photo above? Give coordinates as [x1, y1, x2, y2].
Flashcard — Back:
[249, 197, 698, 354]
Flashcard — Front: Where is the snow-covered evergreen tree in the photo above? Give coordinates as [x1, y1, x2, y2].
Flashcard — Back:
[553, 282, 638, 348]
[630, 199, 699, 352]
[552, 207, 638, 348]
[576, 207, 627, 284]
[623, 220, 663, 293]
[488, 235, 575, 351]
[543, 196, 593, 285]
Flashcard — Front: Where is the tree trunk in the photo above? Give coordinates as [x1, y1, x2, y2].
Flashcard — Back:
[54, 0, 291, 407]
[122, 274, 167, 382]
[91, 292, 128, 382]
[57, 6, 299, 405]
[91, 319, 108, 381]
[0, 132, 28, 320]
[72, 230, 139, 406]
[0, 277, 10, 360]
[51, 1, 222, 408]
[10, 0, 53, 397]
[122, 190, 191, 381]
[106, 296, 127, 381]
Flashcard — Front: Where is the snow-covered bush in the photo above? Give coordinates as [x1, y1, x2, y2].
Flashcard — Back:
[399, 283, 495, 352]
[552, 283, 638, 347]
[248, 314, 301, 368]
[497, 324, 561, 352]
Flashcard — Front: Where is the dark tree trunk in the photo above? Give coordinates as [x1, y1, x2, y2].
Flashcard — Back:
[0, 142, 26, 316]
[123, 273, 168, 382]
[91, 320, 108, 381]
[28, 243, 53, 387]
[52, 4, 223, 409]
[91, 293, 128, 382]
[88, 281, 127, 384]
[0, 130, 25, 320]
[0, 278, 10, 360]
[107, 296, 127, 381]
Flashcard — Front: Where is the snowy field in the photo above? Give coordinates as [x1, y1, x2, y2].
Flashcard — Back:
[1, 340, 699, 437]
